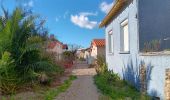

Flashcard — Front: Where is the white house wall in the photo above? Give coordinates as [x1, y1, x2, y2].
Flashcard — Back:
[105, 0, 138, 74]
[91, 45, 98, 59]
[105, 0, 170, 99]
[47, 43, 63, 61]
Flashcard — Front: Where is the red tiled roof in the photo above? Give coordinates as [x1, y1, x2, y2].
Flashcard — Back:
[92, 39, 105, 47]
[48, 40, 62, 49]
[48, 42, 55, 49]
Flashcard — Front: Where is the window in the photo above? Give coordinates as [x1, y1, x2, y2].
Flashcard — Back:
[120, 19, 130, 53]
[108, 30, 113, 53]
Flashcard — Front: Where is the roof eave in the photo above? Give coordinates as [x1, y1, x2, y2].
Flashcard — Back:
[99, 0, 129, 28]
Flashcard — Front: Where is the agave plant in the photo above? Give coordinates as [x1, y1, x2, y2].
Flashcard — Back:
[0, 8, 59, 94]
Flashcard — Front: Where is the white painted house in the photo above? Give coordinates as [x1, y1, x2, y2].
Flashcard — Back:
[76, 49, 85, 59]
[83, 48, 91, 64]
[90, 39, 105, 64]
[100, 0, 170, 99]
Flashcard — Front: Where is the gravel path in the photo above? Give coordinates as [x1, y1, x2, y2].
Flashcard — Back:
[55, 61, 100, 100]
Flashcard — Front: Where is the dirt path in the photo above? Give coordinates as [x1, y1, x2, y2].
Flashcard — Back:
[55, 61, 100, 100]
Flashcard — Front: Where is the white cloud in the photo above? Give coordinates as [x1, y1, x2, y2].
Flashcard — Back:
[79, 12, 98, 16]
[23, 0, 34, 7]
[70, 12, 98, 29]
[100, 1, 114, 14]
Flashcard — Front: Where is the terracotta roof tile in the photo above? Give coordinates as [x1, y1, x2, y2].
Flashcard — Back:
[48, 40, 62, 49]
[48, 42, 56, 49]
[92, 39, 105, 47]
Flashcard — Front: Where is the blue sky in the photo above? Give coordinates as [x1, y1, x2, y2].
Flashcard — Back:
[0, 0, 114, 48]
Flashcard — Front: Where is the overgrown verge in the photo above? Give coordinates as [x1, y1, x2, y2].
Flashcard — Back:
[94, 56, 151, 100]
[94, 72, 151, 100]
[44, 75, 77, 100]
[0, 7, 64, 95]
[1, 75, 77, 100]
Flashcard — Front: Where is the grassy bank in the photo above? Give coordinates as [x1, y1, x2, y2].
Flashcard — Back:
[1, 75, 77, 100]
[94, 71, 151, 100]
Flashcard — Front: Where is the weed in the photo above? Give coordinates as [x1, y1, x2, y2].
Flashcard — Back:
[94, 72, 151, 100]
[44, 75, 77, 100]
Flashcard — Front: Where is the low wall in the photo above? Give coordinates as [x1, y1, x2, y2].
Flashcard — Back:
[107, 53, 170, 100]
[139, 54, 170, 100]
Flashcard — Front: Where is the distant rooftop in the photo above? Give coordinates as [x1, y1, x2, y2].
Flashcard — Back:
[92, 39, 105, 47]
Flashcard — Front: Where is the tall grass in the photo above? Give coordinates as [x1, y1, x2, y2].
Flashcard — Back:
[94, 56, 151, 100]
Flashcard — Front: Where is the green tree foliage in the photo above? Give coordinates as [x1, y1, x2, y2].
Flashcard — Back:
[0, 8, 63, 94]
[0, 52, 18, 94]
[62, 51, 75, 62]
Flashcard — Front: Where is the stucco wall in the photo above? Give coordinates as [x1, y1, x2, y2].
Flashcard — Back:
[105, 0, 138, 73]
[105, 0, 170, 99]
[84, 51, 90, 59]
[47, 43, 63, 60]
[139, 55, 170, 99]
[90, 45, 97, 64]
[90, 46, 105, 64]
[91, 45, 97, 59]
[84, 51, 91, 64]
[97, 47, 105, 57]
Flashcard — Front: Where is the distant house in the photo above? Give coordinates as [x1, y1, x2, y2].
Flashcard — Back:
[47, 40, 63, 60]
[100, 0, 170, 99]
[84, 48, 91, 64]
[90, 39, 105, 64]
[76, 49, 85, 59]
[47, 39, 68, 61]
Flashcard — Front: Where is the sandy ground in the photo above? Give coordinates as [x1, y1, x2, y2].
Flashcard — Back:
[55, 61, 101, 100]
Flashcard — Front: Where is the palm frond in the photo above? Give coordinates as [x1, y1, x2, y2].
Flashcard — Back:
[1, 5, 9, 20]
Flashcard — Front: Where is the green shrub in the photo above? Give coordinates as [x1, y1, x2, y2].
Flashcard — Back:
[69, 75, 77, 80]
[79, 57, 85, 61]
[62, 51, 75, 62]
[94, 71, 151, 100]
[104, 71, 120, 84]
[0, 52, 19, 94]
[95, 56, 107, 74]
[94, 55, 151, 99]
[0, 8, 64, 94]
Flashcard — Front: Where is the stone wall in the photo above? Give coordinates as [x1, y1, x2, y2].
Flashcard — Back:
[140, 63, 147, 94]
[165, 69, 170, 100]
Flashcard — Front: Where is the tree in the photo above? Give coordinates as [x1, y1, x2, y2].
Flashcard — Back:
[0, 8, 62, 94]
[67, 44, 83, 60]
